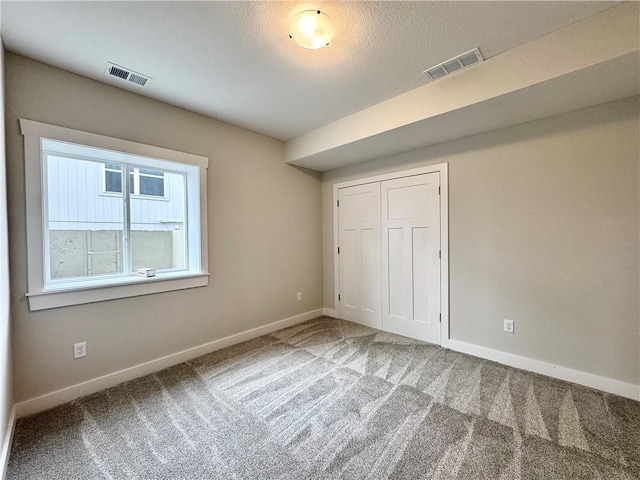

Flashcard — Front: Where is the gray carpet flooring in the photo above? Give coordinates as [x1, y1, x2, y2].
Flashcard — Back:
[7, 316, 640, 479]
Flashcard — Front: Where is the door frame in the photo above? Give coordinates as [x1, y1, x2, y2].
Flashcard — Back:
[333, 163, 450, 347]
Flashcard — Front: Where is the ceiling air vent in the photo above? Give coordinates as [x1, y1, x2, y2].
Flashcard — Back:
[105, 62, 152, 87]
[128, 73, 149, 86]
[424, 48, 484, 82]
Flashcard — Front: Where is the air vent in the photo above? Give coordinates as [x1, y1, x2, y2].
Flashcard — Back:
[105, 62, 152, 87]
[128, 73, 149, 86]
[424, 48, 484, 82]
[108, 65, 129, 80]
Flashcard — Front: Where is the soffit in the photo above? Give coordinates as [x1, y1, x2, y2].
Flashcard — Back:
[0, 1, 620, 141]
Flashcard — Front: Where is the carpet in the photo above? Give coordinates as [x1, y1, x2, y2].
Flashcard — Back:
[7, 316, 639, 479]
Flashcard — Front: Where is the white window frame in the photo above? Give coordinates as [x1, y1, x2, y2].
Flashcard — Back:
[20, 119, 209, 311]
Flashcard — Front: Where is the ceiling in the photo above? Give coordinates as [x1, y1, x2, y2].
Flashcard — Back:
[0, 1, 621, 141]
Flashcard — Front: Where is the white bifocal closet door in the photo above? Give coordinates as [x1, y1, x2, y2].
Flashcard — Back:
[381, 173, 441, 344]
[338, 183, 382, 328]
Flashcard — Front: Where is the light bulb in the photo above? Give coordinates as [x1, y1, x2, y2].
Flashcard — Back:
[289, 10, 334, 50]
[298, 16, 317, 38]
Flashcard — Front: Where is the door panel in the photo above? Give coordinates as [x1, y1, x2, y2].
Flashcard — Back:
[387, 184, 430, 219]
[381, 173, 441, 344]
[387, 228, 405, 319]
[338, 183, 381, 328]
[340, 228, 358, 311]
[360, 228, 377, 313]
[412, 227, 430, 323]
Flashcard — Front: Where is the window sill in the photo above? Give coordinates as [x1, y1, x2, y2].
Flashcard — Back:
[26, 272, 209, 311]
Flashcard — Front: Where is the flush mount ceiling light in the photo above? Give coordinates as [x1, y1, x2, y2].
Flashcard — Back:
[289, 10, 334, 49]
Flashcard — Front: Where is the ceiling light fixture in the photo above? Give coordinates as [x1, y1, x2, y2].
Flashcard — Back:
[289, 10, 334, 50]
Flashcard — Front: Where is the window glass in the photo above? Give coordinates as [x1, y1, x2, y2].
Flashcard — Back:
[44, 151, 187, 286]
[139, 175, 164, 196]
[105, 169, 123, 194]
[139, 168, 163, 176]
[103, 165, 165, 197]
[47, 156, 124, 281]
[131, 171, 186, 271]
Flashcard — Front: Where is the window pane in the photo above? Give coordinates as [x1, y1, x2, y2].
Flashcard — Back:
[105, 163, 122, 171]
[105, 170, 122, 193]
[139, 175, 165, 196]
[47, 155, 124, 281]
[130, 172, 186, 271]
[139, 168, 163, 177]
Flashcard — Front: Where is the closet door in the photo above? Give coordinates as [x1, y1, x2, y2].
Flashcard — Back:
[381, 173, 441, 344]
[337, 183, 382, 328]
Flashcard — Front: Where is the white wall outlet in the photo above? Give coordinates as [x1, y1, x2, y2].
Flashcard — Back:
[504, 319, 515, 334]
[296, 292, 302, 302]
[73, 341, 87, 359]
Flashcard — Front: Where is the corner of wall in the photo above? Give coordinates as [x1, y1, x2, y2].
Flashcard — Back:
[0, 37, 17, 478]
[0, 407, 16, 478]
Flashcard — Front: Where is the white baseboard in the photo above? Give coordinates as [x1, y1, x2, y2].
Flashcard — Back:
[0, 406, 16, 480]
[322, 308, 338, 318]
[15, 309, 323, 418]
[448, 340, 639, 401]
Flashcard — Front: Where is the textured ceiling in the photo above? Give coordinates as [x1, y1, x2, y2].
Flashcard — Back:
[1, 1, 620, 140]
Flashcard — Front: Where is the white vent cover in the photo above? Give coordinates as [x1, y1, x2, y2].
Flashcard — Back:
[105, 62, 152, 87]
[423, 48, 484, 82]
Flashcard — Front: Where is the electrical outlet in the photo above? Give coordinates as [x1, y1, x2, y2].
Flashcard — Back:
[504, 319, 515, 334]
[74, 342, 87, 359]
[296, 292, 302, 302]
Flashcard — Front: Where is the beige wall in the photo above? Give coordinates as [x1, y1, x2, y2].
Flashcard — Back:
[0, 42, 14, 452]
[323, 97, 640, 385]
[5, 53, 322, 402]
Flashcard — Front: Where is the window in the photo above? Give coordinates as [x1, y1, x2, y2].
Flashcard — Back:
[20, 119, 209, 311]
[103, 164, 166, 198]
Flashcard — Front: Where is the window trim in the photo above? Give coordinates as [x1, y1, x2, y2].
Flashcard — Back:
[20, 118, 209, 311]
